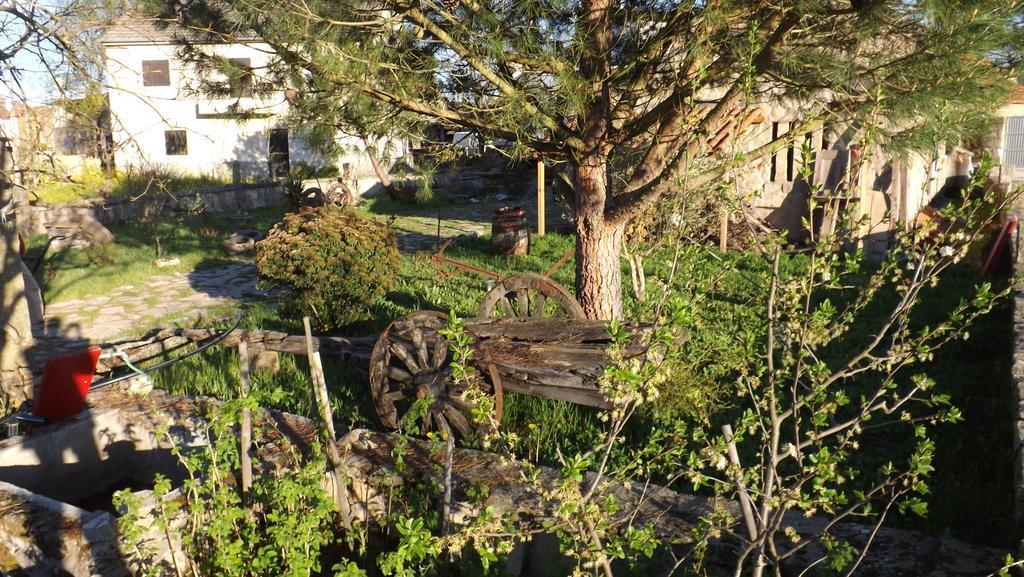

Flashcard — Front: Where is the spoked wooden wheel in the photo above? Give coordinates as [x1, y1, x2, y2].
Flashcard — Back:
[478, 273, 585, 319]
[368, 310, 501, 438]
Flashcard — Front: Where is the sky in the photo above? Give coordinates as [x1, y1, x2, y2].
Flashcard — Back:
[1, 0, 92, 106]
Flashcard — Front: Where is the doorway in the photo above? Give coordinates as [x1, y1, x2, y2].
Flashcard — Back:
[268, 128, 290, 178]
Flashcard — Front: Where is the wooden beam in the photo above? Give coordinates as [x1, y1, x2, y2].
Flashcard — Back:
[537, 160, 546, 236]
[463, 318, 650, 342]
[238, 336, 253, 500]
[303, 317, 353, 528]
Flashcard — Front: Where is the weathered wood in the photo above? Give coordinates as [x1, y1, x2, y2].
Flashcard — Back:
[29, 388, 1012, 577]
[179, 328, 376, 360]
[91, 316, 657, 418]
[498, 375, 610, 408]
[476, 273, 585, 319]
[493, 362, 592, 391]
[333, 428, 1012, 577]
[93, 328, 375, 376]
[479, 340, 646, 368]
[238, 337, 253, 500]
[368, 311, 492, 437]
[464, 318, 643, 342]
[303, 317, 353, 528]
[97, 334, 191, 373]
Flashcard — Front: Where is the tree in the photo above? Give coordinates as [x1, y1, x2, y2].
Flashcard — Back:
[156, 1, 1020, 319]
[0, 0, 132, 408]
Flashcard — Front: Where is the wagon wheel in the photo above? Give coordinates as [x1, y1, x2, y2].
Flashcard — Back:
[478, 273, 585, 319]
[369, 310, 502, 438]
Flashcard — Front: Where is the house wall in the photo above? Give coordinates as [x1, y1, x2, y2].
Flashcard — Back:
[103, 41, 405, 187]
[985, 103, 1024, 190]
[741, 100, 961, 255]
[987, 103, 1024, 165]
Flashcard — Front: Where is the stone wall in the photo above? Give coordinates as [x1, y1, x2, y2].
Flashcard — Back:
[16, 182, 284, 237]
[1011, 191, 1024, 554]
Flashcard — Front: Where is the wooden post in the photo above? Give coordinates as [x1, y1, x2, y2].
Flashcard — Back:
[536, 160, 546, 236]
[442, 433, 454, 536]
[302, 317, 353, 528]
[238, 335, 253, 500]
[719, 204, 729, 253]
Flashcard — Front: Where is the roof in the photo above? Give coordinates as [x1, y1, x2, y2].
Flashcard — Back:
[100, 14, 260, 46]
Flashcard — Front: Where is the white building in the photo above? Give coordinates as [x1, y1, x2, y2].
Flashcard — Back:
[983, 86, 1024, 191]
[100, 16, 401, 184]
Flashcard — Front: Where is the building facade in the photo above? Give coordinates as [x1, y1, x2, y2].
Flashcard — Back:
[101, 17, 402, 185]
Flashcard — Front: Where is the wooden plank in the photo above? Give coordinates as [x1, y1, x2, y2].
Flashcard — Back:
[238, 336, 253, 500]
[537, 161, 545, 236]
[176, 328, 375, 360]
[303, 317, 353, 528]
[478, 341, 646, 373]
[492, 362, 596, 391]
[464, 318, 648, 342]
[499, 376, 609, 408]
[96, 335, 191, 372]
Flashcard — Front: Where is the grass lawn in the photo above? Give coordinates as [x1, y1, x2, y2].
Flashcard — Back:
[29, 205, 287, 304]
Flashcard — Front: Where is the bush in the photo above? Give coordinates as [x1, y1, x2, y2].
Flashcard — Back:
[256, 206, 399, 330]
[289, 160, 339, 179]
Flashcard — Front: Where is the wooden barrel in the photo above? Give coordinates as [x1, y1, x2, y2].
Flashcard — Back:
[492, 206, 529, 256]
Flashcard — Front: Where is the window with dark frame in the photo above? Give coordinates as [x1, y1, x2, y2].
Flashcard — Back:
[228, 58, 253, 98]
[142, 60, 170, 86]
[164, 130, 188, 155]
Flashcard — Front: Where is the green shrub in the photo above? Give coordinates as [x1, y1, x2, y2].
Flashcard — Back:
[256, 206, 399, 330]
[290, 160, 339, 179]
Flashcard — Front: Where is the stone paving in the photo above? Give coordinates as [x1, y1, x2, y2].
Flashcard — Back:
[36, 262, 264, 345]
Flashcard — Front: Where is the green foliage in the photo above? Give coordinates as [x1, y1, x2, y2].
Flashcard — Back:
[256, 206, 400, 330]
[114, 400, 359, 577]
[35, 165, 235, 205]
[290, 161, 339, 179]
[378, 517, 442, 577]
[96, 169, 1017, 577]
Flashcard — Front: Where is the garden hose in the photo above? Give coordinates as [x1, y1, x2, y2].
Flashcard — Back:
[90, 310, 243, 390]
[0, 311, 243, 432]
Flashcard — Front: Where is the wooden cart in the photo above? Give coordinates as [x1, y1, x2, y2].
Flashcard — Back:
[368, 274, 647, 437]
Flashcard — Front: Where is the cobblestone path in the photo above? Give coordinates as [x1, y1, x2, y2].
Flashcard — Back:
[36, 262, 263, 344]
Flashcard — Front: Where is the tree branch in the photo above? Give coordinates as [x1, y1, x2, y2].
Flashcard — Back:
[401, 6, 584, 151]
[613, 10, 801, 220]
[606, 117, 823, 226]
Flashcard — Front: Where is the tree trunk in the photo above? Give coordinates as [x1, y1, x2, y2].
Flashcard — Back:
[0, 138, 33, 406]
[575, 156, 624, 320]
[360, 134, 392, 189]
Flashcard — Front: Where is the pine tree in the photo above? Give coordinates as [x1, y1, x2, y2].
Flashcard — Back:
[159, 0, 1021, 319]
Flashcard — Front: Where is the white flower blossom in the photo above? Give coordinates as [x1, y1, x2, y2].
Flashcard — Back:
[713, 454, 729, 471]
[939, 245, 955, 258]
